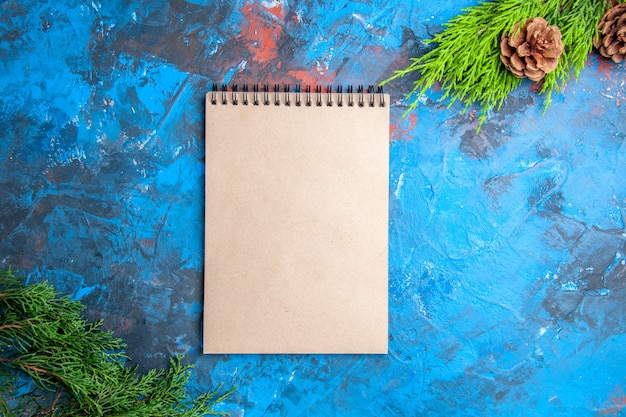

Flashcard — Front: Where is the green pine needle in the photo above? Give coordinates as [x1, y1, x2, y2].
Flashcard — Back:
[0, 269, 235, 416]
[382, 0, 618, 129]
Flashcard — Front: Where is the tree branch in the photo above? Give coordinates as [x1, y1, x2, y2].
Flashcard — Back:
[0, 357, 51, 375]
[0, 324, 23, 332]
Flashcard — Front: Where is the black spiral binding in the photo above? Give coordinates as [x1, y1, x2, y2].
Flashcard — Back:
[209, 84, 385, 107]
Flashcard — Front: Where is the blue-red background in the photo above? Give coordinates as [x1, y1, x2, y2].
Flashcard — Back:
[1, 1, 626, 415]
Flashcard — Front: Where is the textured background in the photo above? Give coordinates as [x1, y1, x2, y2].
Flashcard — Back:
[1, 0, 626, 415]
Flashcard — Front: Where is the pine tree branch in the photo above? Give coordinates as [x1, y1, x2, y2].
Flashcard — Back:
[1, 269, 235, 416]
[382, 0, 621, 130]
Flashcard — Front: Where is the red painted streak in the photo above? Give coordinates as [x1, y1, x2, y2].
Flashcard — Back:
[240, 3, 284, 63]
[261, 2, 285, 19]
[596, 56, 615, 81]
[390, 113, 418, 142]
[288, 66, 337, 86]
[600, 386, 626, 416]
[288, 70, 319, 86]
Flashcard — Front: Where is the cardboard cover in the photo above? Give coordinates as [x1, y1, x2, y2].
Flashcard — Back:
[204, 90, 389, 354]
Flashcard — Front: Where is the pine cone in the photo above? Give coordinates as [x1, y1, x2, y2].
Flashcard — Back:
[593, 3, 626, 63]
[500, 17, 563, 81]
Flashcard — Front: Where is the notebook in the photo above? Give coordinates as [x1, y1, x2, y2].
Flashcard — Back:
[204, 85, 389, 354]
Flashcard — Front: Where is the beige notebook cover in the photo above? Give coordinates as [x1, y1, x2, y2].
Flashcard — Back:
[204, 86, 389, 354]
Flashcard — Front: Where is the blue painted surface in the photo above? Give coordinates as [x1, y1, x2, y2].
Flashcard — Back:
[1, 0, 625, 415]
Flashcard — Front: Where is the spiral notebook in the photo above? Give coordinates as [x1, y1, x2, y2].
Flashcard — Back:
[204, 85, 389, 354]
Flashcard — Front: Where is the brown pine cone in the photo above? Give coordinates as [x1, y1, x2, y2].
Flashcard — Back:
[593, 3, 626, 63]
[500, 17, 564, 81]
